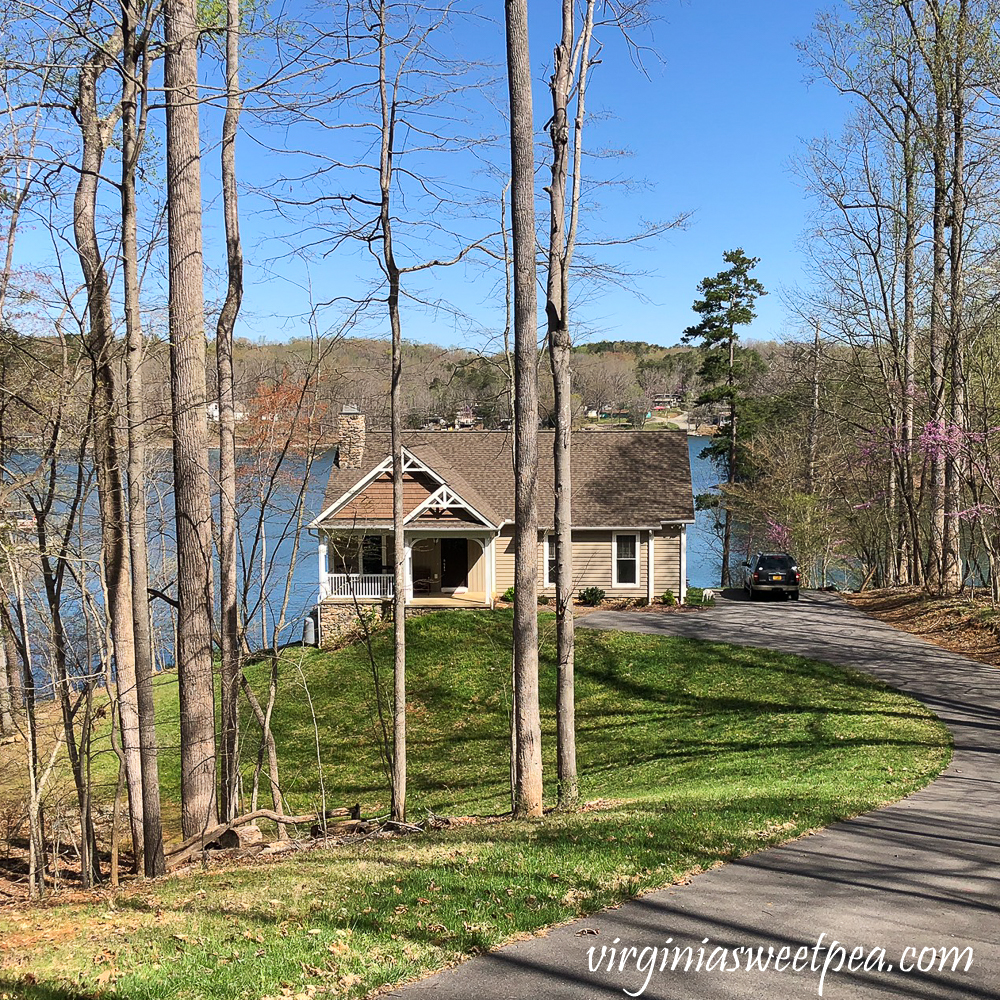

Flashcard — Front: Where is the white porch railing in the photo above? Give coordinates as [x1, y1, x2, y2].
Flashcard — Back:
[327, 573, 394, 600]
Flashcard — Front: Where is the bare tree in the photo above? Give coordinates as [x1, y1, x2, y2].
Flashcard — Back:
[544, 0, 599, 808]
[234, 366, 328, 830]
[800, 0, 1000, 592]
[68, 16, 153, 872]
[799, 5, 928, 586]
[380, 11, 408, 825]
[164, 0, 218, 837]
[253, 1, 496, 820]
[367, 1, 496, 820]
[214, 0, 244, 826]
[901, 0, 963, 594]
[0, 307, 96, 893]
[120, 0, 165, 877]
[505, 0, 542, 818]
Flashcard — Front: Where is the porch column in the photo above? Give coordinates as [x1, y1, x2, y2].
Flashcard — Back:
[647, 529, 655, 604]
[488, 535, 497, 607]
[679, 527, 688, 605]
[318, 535, 329, 600]
[404, 544, 413, 603]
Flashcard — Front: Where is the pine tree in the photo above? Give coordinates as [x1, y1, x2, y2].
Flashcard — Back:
[683, 249, 766, 586]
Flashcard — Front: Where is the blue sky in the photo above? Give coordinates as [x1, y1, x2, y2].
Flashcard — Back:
[621, 0, 847, 347]
[11, 0, 854, 353]
[228, 0, 851, 351]
[520, 0, 850, 350]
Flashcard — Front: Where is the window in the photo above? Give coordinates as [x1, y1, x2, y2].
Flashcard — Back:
[544, 534, 556, 588]
[329, 536, 361, 574]
[758, 554, 794, 572]
[361, 535, 384, 574]
[613, 533, 639, 587]
[330, 535, 384, 574]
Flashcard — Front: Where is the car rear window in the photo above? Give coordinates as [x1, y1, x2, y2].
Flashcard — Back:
[759, 555, 794, 571]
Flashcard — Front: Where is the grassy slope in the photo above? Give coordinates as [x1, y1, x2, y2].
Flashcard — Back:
[0, 610, 950, 1000]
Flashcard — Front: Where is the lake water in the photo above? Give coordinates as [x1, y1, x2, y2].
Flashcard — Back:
[686, 435, 723, 588]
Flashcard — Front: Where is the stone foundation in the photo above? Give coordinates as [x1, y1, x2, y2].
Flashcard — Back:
[319, 600, 390, 648]
[318, 600, 440, 648]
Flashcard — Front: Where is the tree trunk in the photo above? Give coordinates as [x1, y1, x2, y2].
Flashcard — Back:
[721, 332, 737, 587]
[240, 674, 286, 823]
[389, 286, 406, 823]
[901, 72, 920, 587]
[943, 0, 968, 596]
[164, 0, 218, 838]
[121, 0, 165, 878]
[505, 0, 543, 818]
[808, 320, 820, 495]
[5, 564, 45, 898]
[4, 625, 22, 715]
[912, 1, 950, 595]
[73, 42, 146, 872]
[376, 0, 407, 823]
[215, 0, 245, 824]
[0, 637, 12, 735]
[545, 0, 596, 808]
[41, 431, 103, 887]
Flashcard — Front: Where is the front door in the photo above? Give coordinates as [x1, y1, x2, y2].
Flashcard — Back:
[440, 538, 469, 590]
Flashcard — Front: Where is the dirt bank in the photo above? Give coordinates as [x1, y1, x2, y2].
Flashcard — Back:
[844, 587, 1000, 668]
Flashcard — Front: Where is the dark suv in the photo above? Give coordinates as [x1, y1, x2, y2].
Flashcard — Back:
[743, 552, 801, 600]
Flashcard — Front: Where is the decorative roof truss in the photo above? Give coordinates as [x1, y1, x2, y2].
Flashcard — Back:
[312, 446, 496, 529]
[404, 484, 494, 527]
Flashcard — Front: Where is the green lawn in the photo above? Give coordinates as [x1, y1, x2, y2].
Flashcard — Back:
[0, 610, 951, 1000]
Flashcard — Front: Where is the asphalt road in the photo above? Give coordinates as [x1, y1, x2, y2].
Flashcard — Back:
[392, 590, 1000, 1000]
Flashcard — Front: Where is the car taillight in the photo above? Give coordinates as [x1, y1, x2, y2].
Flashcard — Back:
[753, 571, 761, 581]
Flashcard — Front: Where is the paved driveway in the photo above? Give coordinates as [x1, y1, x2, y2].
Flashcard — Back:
[394, 591, 1000, 999]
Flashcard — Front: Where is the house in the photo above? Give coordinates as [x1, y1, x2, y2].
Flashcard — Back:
[206, 400, 249, 423]
[309, 407, 694, 646]
[454, 404, 477, 429]
[652, 393, 682, 410]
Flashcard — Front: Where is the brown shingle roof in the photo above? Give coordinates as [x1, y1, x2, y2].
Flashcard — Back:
[315, 429, 694, 528]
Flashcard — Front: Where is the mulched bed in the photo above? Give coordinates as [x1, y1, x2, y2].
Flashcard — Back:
[496, 599, 711, 617]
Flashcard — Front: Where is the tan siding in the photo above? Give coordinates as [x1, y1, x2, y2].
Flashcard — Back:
[467, 539, 486, 593]
[570, 531, 617, 592]
[538, 529, 647, 596]
[496, 526, 683, 601]
[654, 527, 681, 599]
[495, 526, 516, 595]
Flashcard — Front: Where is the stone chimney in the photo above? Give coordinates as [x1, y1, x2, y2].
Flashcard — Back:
[337, 404, 366, 469]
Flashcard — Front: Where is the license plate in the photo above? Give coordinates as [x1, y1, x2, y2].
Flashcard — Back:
[771, 574, 782, 581]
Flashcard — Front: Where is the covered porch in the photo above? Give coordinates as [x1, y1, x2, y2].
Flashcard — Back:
[318, 527, 496, 608]
[409, 591, 489, 608]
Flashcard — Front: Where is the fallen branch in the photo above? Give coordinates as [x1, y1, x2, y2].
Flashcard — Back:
[165, 809, 343, 868]
[311, 819, 372, 838]
[163, 805, 444, 869]
[383, 819, 424, 834]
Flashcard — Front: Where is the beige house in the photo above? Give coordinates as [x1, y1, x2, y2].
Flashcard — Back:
[309, 408, 694, 645]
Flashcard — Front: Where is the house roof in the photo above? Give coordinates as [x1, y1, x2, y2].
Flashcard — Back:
[315, 429, 694, 529]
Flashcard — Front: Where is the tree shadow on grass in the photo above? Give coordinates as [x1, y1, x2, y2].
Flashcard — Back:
[572, 631, 953, 729]
[0, 977, 100, 1000]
